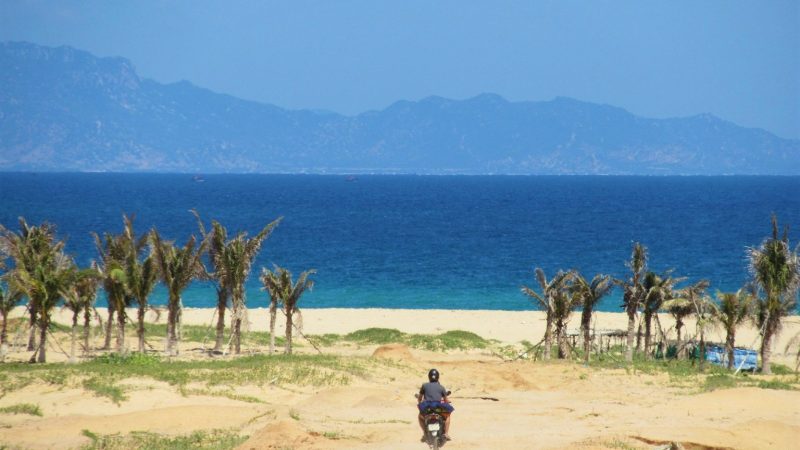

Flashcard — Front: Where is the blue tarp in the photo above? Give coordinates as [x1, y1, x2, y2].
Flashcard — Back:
[705, 345, 758, 370]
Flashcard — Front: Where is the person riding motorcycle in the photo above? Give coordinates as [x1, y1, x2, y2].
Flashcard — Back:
[417, 368, 454, 441]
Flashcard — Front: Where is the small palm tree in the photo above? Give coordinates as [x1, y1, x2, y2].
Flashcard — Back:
[552, 282, 579, 359]
[151, 230, 206, 356]
[0, 219, 59, 351]
[62, 268, 101, 361]
[0, 280, 24, 356]
[12, 246, 77, 363]
[92, 230, 130, 352]
[641, 271, 683, 359]
[619, 242, 648, 362]
[261, 266, 314, 355]
[716, 289, 754, 369]
[522, 268, 573, 360]
[663, 296, 693, 358]
[212, 220, 280, 354]
[665, 279, 711, 366]
[119, 216, 158, 353]
[572, 273, 613, 363]
[748, 215, 800, 374]
[260, 267, 284, 355]
[191, 211, 229, 352]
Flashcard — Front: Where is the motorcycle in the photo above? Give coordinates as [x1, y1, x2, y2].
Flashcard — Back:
[418, 391, 451, 450]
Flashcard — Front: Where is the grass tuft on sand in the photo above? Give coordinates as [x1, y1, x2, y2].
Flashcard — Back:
[0, 403, 43, 416]
[80, 428, 246, 450]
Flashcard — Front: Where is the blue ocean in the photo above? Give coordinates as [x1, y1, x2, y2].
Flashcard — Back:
[1, 173, 798, 311]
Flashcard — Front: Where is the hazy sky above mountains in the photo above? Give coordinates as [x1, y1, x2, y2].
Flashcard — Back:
[1, 1, 798, 139]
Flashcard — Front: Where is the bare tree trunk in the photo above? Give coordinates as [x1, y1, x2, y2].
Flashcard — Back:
[1, 310, 9, 358]
[232, 316, 242, 354]
[0, 310, 8, 346]
[625, 310, 636, 362]
[644, 311, 653, 360]
[214, 288, 226, 352]
[37, 316, 48, 363]
[27, 305, 37, 351]
[285, 308, 293, 355]
[760, 327, 773, 375]
[70, 311, 79, 362]
[699, 329, 706, 372]
[725, 330, 736, 370]
[269, 300, 277, 355]
[555, 319, 567, 359]
[167, 295, 178, 356]
[137, 303, 146, 353]
[83, 307, 92, 355]
[675, 318, 684, 359]
[543, 311, 553, 360]
[103, 302, 115, 350]
[635, 319, 643, 352]
[116, 303, 126, 353]
[580, 308, 592, 363]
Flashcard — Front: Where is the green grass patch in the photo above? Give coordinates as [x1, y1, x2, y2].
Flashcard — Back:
[0, 403, 42, 416]
[756, 379, 795, 390]
[345, 328, 406, 344]
[703, 374, 738, 391]
[83, 377, 127, 405]
[769, 363, 795, 375]
[335, 327, 490, 351]
[80, 428, 246, 450]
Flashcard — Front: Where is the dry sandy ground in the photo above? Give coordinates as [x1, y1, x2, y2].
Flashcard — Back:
[1, 308, 799, 450]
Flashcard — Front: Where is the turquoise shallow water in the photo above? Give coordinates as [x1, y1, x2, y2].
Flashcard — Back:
[0, 173, 798, 311]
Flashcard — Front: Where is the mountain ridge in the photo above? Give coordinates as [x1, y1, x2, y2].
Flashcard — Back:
[1, 41, 798, 174]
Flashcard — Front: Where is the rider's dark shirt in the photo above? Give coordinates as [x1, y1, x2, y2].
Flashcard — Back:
[419, 381, 447, 402]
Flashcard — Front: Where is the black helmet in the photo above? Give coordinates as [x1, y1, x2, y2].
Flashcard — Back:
[428, 368, 439, 382]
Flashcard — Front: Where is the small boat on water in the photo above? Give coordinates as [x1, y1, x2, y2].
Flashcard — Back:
[192, 175, 205, 183]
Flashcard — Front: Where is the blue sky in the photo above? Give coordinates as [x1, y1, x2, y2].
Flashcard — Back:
[1, 0, 798, 139]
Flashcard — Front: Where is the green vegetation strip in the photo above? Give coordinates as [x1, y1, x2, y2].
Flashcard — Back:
[313, 327, 491, 351]
[80, 428, 246, 450]
[0, 403, 43, 416]
[586, 345, 799, 392]
[0, 352, 380, 404]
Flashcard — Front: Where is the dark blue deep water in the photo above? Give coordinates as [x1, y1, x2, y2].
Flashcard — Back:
[1, 173, 798, 311]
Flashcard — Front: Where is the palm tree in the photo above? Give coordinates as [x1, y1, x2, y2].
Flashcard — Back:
[9, 238, 76, 363]
[716, 289, 754, 369]
[151, 230, 206, 356]
[92, 230, 130, 352]
[663, 296, 694, 358]
[572, 273, 613, 363]
[261, 266, 314, 355]
[522, 268, 573, 360]
[62, 268, 101, 361]
[120, 216, 158, 353]
[619, 242, 648, 362]
[0, 280, 24, 357]
[748, 215, 800, 374]
[641, 271, 683, 359]
[260, 267, 284, 355]
[209, 219, 281, 354]
[0, 219, 60, 351]
[552, 280, 579, 359]
[664, 279, 711, 366]
[191, 211, 229, 352]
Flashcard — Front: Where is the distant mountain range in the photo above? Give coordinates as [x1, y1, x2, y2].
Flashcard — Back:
[1, 41, 798, 174]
